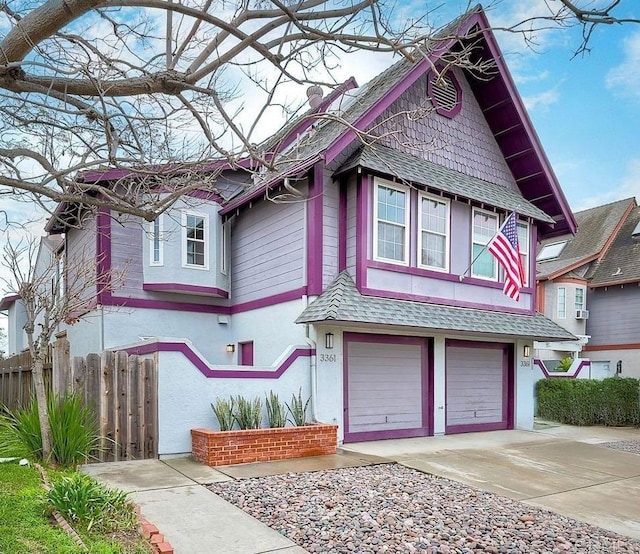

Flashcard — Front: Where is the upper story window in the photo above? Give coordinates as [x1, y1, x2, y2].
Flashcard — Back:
[471, 209, 498, 280]
[374, 181, 409, 265]
[575, 287, 585, 311]
[418, 194, 449, 271]
[557, 286, 566, 319]
[182, 211, 208, 269]
[149, 216, 163, 266]
[537, 240, 567, 261]
[517, 221, 529, 286]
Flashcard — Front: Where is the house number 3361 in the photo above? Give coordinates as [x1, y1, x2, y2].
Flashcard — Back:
[320, 354, 337, 362]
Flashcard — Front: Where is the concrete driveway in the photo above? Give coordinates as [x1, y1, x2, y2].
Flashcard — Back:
[342, 425, 640, 540]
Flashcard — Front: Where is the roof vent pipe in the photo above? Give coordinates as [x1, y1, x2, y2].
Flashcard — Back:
[306, 86, 323, 109]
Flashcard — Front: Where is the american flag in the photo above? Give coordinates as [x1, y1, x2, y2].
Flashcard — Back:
[488, 212, 524, 301]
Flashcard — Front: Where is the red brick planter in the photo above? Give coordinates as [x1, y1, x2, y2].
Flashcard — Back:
[191, 424, 338, 466]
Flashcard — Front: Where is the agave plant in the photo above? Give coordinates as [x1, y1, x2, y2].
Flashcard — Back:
[211, 397, 235, 431]
[286, 388, 311, 427]
[265, 391, 287, 428]
[234, 395, 262, 429]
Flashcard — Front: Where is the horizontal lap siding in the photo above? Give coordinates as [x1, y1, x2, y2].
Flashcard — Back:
[587, 287, 640, 345]
[446, 346, 504, 427]
[348, 342, 422, 433]
[232, 198, 305, 303]
[323, 167, 339, 288]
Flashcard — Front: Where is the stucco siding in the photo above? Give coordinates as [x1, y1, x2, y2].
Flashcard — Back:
[372, 67, 517, 189]
[232, 195, 305, 303]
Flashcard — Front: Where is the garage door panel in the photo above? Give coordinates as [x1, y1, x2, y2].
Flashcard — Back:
[446, 344, 507, 432]
[347, 340, 423, 435]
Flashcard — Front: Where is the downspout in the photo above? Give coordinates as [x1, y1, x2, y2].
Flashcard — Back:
[303, 296, 320, 422]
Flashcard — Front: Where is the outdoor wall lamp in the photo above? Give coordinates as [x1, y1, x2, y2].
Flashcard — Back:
[325, 332, 334, 349]
[523, 345, 531, 358]
[226, 344, 235, 353]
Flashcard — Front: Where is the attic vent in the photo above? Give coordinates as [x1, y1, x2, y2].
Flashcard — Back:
[428, 70, 462, 118]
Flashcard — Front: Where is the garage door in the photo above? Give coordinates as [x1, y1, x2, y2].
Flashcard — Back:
[446, 342, 511, 433]
[345, 335, 430, 442]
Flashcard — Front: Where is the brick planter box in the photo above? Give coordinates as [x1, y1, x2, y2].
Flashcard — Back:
[191, 424, 338, 466]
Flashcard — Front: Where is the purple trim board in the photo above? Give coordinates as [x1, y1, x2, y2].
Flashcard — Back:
[121, 341, 314, 379]
[342, 332, 433, 443]
[534, 359, 591, 379]
[306, 162, 324, 295]
[143, 283, 229, 298]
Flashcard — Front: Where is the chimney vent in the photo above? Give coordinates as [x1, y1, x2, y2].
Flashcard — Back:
[306, 86, 323, 109]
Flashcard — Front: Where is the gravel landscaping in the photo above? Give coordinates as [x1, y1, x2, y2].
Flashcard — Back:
[600, 439, 640, 455]
[210, 464, 640, 553]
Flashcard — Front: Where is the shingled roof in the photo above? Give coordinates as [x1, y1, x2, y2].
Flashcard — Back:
[537, 198, 634, 280]
[336, 144, 555, 223]
[587, 205, 640, 287]
[297, 272, 575, 341]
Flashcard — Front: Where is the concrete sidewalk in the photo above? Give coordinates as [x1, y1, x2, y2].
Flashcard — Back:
[81, 452, 383, 554]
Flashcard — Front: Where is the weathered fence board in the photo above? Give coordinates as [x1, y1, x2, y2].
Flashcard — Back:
[0, 338, 157, 462]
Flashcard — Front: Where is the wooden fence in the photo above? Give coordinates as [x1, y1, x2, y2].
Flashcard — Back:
[0, 338, 157, 462]
[0, 346, 53, 410]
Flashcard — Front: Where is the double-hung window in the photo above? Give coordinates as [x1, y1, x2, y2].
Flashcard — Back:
[374, 181, 409, 264]
[471, 209, 498, 280]
[557, 287, 567, 319]
[418, 194, 449, 271]
[182, 211, 208, 269]
[517, 221, 529, 286]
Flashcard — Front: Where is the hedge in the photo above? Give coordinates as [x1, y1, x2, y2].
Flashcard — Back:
[536, 377, 640, 426]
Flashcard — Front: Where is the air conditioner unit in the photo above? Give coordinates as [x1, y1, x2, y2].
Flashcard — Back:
[575, 309, 589, 320]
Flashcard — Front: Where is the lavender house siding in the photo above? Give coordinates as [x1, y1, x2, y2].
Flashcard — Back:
[373, 68, 517, 189]
[231, 194, 305, 303]
[345, 176, 358, 279]
[110, 216, 145, 298]
[322, 167, 340, 288]
[66, 216, 97, 308]
[586, 286, 640, 346]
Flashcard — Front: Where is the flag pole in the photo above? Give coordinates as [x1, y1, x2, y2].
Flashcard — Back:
[458, 212, 515, 282]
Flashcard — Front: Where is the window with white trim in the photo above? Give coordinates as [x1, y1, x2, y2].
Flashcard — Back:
[418, 194, 449, 271]
[517, 221, 529, 286]
[149, 215, 163, 266]
[220, 221, 229, 275]
[374, 181, 409, 264]
[471, 209, 498, 280]
[557, 286, 566, 319]
[575, 287, 585, 311]
[182, 211, 208, 269]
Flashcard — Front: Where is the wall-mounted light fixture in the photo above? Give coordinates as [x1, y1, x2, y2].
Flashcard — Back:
[523, 345, 531, 358]
[325, 332, 334, 349]
[226, 344, 235, 353]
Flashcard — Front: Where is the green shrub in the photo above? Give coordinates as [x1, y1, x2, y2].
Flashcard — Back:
[0, 392, 100, 466]
[47, 472, 136, 532]
[234, 396, 262, 429]
[265, 392, 287, 428]
[536, 377, 640, 426]
[211, 397, 235, 431]
[286, 388, 311, 427]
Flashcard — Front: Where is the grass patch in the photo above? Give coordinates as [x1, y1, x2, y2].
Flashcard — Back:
[0, 461, 150, 553]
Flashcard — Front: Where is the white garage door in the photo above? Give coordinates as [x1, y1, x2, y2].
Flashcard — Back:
[346, 339, 424, 440]
[446, 344, 508, 433]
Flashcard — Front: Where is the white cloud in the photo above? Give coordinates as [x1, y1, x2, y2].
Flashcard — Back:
[606, 30, 640, 101]
[522, 87, 560, 112]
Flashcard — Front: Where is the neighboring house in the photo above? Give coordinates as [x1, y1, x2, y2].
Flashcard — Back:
[1, 6, 577, 456]
[535, 197, 637, 377]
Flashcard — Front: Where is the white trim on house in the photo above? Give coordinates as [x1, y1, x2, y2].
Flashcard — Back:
[181, 210, 209, 270]
[149, 215, 164, 266]
[372, 178, 410, 266]
[557, 286, 567, 319]
[417, 192, 450, 273]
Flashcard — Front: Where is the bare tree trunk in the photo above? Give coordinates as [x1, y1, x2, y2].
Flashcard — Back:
[32, 354, 53, 462]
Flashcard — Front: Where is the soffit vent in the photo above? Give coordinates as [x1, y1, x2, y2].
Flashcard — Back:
[428, 70, 462, 118]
